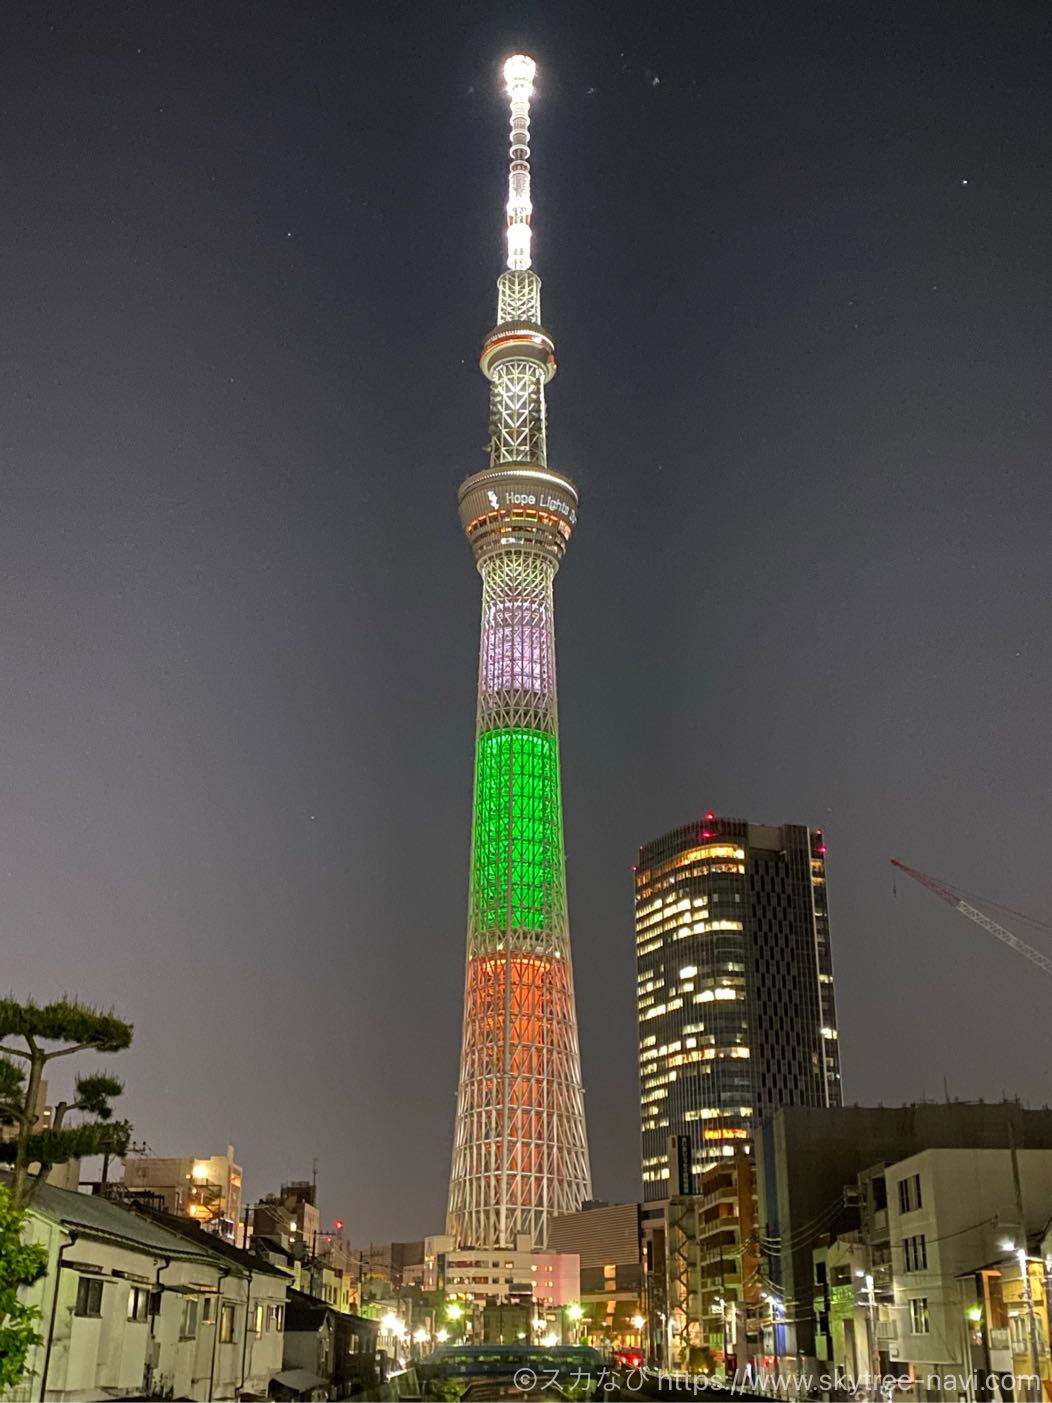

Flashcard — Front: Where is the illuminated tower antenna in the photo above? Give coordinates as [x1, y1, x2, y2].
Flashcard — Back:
[447, 54, 592, 1249]
[503, 53, 535, 272]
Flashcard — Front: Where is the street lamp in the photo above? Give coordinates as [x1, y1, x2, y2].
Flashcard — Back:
[762, 1292, 783, 1372]
[999, 1240, 1043, 1402]
[1016, 1249, 1042, 1403]
[712, 1296, 729, 1374]
[864, 1273, 881, 1394]
[566, 1303, 584, 1344]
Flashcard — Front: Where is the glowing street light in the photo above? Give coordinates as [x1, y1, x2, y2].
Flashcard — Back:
[566, 1304, 584, 1321]
[446, 1302, 463, 1321]
[631, 1313, 646, 1332]
[436, 1329, 449, 1344]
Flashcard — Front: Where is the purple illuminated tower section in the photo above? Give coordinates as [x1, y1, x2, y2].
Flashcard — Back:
[446, 55, 592, 1250]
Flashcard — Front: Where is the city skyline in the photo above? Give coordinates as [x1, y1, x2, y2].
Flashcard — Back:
[3, 0, 1052, 1245]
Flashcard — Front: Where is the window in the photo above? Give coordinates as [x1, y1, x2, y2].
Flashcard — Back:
[274, 1305, 285, 1332]
[254, 1303, 264, 1338]
[898, 1174, 922, 1214]
[202, 1296, 215, 1324]
[180, 1298, 198, 1340]
[127, 1286, 150, 1323]
[219, 1303, 237, 1343]
[903, 1235, 928, 1272]
[909, 1298, 930, 1335]
[74, 1277, 104, 1318]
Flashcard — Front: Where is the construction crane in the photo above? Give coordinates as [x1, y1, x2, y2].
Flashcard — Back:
[891, 859, 1052, 978]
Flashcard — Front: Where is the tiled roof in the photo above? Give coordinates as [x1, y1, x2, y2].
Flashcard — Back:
[12, 1175, 216, 1263]
[128, 1203, 291, 1279]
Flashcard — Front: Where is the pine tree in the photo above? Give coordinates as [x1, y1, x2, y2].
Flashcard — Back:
[0, 1183, 48, 1388]
[0, 998, 133, 1210]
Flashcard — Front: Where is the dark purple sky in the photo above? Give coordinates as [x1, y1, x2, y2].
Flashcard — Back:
[3, 1, 1051, 1242]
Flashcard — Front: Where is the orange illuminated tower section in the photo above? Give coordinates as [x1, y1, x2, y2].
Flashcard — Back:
[446, 55, 592, 1249]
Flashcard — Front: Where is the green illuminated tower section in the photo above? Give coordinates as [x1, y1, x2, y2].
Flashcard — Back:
[447, 55, 592, 1250]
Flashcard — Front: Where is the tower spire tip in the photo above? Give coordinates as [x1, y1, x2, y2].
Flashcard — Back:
[502, 54, 536, 269]
[503, 54, 536, 95]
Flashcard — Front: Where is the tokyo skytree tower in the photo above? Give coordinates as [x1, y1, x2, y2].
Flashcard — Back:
[447, 55, 592, 1250]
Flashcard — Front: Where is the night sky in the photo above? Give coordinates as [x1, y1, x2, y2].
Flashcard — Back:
[3, 1, 1051, 1243]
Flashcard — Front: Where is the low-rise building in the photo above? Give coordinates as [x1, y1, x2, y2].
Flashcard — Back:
[883, 1147, 1052, 1400]
[758, 1101, 1052, 1366]
[354, 1239, 424, 1298]
[810, 1145, 1052, 1400]
[959, 1241, 1051, 1403]
[423, 1233, 579, 1311]
[421, 1233, 580, 1343]
[812, 1225, 872, 1384]
[250, 1185, 358, 1315]
[279, 1289, 379, 1400]
[671, 1154, 760, 1372]
[549, 1201, 646, 1352]
[121, 1145, 243, 1242]
[5, 1174, 287, 1402]
[637, 1153, 760, 1374]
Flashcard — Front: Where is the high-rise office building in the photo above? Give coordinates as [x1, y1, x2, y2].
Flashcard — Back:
[446, 56, 591, 1249]
[635, 816, 841, 1197]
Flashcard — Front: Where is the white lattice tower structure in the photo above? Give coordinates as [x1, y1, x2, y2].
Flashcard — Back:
[447, 55, 592, 1250]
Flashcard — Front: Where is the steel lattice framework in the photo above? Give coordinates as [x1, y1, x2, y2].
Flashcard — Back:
[447, 56, 592, 1250]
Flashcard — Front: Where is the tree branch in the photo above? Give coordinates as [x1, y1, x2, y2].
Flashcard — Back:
[42, 1041, 110, 1061]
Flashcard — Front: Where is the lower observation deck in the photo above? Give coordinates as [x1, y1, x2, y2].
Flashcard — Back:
[459, 464, 578, 564]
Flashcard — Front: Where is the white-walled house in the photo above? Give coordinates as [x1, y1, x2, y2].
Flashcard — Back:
[4, 1177, 289, 1402]
[882, 1147, 1052, 1400]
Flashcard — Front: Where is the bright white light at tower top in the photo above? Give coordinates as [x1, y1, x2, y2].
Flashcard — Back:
[503, 54, 536, 96]
[503, 54, 536, 270]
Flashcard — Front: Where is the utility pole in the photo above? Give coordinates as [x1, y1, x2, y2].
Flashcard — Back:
[864, 1273, 881, 1399]
[1009, 1125, 1042, 1402]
